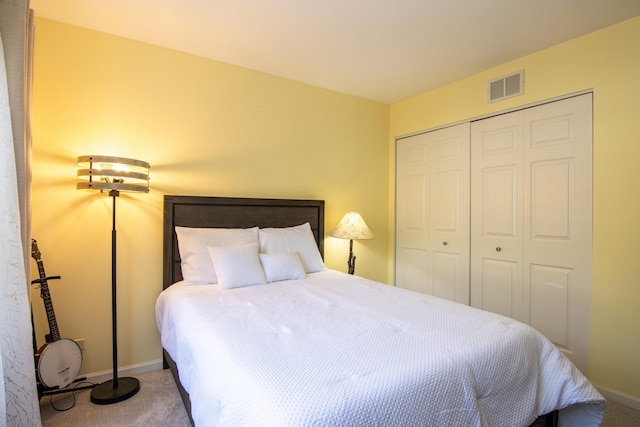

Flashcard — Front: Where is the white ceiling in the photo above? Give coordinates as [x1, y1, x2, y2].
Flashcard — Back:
[31, 0, 640, 104]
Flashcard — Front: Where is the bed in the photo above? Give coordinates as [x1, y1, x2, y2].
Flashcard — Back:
[157, 195, 606, 426]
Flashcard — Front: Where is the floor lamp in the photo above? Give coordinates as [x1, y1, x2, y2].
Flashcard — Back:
[77, 155, 150, 404]
[330, 212, 374, 275]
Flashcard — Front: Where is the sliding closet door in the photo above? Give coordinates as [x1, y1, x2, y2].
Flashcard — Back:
[396, 123, 470, 304]
[471, 94, 593, 373]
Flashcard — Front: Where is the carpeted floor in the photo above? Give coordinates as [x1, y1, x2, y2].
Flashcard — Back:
[40, 369, 640, 426]
[604, 401, 640, 427]
[40, 370, 191, 426]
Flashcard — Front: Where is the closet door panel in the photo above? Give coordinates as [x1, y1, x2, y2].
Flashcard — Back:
[428, 124, 470, 303]
[396, 247, 428, 294]
[396, 123, 470, 303]
[523, 94, 592, 371]
[530, 264, 571, 347]
[479, 258, 519, 318]
[432, 171, 462, 301]
[471, 112, 524, 320]
[481, 165, 518, 237]
[432, 252, 459, 301]
[530, 159, 572, 239]
[431, 133, 470, 303]
[396, 134, 430, 294]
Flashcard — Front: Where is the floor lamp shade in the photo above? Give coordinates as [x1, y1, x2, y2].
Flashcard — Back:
[77, 155, 150, 193]
[330, 212, 374, 275]
[76, 155, 149, 404]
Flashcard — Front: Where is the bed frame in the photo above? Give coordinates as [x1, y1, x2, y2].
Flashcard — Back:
[161, 194, 556, 427]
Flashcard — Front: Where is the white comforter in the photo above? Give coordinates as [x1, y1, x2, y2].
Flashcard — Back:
[156, 270, 605, 427]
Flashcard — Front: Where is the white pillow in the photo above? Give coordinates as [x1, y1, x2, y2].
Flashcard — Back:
[175, 226, 259, 284]
[258, 222, 325, 273]
[259, 252, 306, 283]
[207, 243, 266, 290]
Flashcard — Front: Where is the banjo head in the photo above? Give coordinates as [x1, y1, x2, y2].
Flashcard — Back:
[38, 339, 83, 389]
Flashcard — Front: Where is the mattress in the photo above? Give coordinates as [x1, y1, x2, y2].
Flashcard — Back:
[156, 270, 605, 426]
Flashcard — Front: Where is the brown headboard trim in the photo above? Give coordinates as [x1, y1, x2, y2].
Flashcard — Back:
[163, 195, 325, 289]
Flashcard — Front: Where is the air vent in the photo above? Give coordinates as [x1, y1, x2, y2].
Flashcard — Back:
[488, 70, 524, 103]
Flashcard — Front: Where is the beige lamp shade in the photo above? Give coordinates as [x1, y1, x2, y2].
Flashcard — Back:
[331, 212, 374, 240]
[77, 155, 150, 193]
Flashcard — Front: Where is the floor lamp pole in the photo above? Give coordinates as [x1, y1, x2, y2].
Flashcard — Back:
[111, 190, 119, 388]
[90, 190, 140, 404]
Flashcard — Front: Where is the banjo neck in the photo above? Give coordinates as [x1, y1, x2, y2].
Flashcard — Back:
[31, 239, 61, 343]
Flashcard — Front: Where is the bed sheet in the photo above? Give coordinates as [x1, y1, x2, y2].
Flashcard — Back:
[156, 270, 605, 427]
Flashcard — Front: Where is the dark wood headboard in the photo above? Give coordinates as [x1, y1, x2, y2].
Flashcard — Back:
[163, 195, 325, 289]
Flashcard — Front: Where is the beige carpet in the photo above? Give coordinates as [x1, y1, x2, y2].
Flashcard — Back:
[40, 369, 639, 426]
[40, 370, 191, 426]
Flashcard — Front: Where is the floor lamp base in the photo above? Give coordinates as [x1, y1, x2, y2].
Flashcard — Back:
[90, 377, 140, 404]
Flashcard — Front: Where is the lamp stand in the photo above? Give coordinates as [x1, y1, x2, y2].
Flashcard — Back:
[347, 239, 356, 275]
[90, 190, 140, 404]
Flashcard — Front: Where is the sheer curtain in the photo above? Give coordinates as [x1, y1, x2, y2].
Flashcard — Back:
[0, 0, 40, 425]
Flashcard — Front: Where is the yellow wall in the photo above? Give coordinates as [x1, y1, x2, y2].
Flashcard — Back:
[389, 17, 640, 398]
[31, 19, 389, 375]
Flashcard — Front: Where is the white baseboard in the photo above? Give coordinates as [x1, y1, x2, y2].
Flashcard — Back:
[80, 359, 164, 385]
[595, 384, 640, 411]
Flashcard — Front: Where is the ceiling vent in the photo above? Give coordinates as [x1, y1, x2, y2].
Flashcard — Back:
[488, 70, 524, 103]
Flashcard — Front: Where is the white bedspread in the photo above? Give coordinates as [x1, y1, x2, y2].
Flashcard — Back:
[156, 270, 605, 426]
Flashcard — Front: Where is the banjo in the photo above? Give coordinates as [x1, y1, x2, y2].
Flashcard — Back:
[31, 239, 82, 390]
